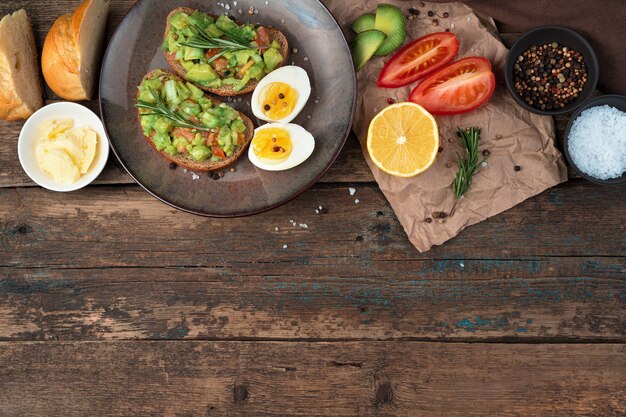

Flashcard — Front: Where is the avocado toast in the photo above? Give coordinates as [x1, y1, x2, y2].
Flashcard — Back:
[136, 69, 254, 172]
[163, 7, 289, 96]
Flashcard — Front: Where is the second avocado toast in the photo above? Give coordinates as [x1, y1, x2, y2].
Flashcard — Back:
[136, 69, 254, 172]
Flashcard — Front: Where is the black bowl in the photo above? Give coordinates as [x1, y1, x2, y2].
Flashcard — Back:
[563, 95, 626, 186]
[505, 26, 599, 116]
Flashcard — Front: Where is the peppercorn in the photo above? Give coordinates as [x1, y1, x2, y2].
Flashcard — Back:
[264, 104, 271, 111]
[409, 7, 420, 15]
[483, 149, 491, 157]
[169, 162, 177, 170]
[425, 218, 433, 224]
[432, 18, 439, 26]
[427, 10, 434, 17]
[387, 98, 396, 105]
[514, 165, 522, 172]
[513, 41, 588, 111]
[443, 12, 449, 18]
[438, 147, 444, 153]
[278, 93, 285, 99]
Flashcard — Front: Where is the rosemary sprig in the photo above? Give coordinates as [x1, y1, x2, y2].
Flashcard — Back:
[453, 127, 487, 199]
[178, 24, 254, 64]
[135, 86, 212, 132]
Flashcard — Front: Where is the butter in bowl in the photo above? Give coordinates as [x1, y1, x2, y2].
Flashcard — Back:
[18, 102, 110, 192]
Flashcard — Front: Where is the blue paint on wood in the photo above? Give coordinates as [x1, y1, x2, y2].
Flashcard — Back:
[454, 316, 512, 332]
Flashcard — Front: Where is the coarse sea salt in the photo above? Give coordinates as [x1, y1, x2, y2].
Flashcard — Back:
[568, 105, 626, 180]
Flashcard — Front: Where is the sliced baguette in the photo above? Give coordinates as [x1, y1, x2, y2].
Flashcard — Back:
[41, 0, 109, 101]
[138, 69, 255, 172]
[164, 7, 289, 96]
[0, 9, 43, 121]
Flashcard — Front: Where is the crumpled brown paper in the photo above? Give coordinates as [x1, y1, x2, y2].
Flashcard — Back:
[325, 0, 568, 252]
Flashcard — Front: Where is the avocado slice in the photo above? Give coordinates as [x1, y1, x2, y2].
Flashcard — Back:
[373, 4, 406, 56]
[186, 64, 218, 84]
[352, 13, 376, 34]
[351, 29, 387, 71]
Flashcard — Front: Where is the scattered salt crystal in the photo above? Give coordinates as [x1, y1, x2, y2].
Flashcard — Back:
[451, 23, 455, 28]
[354, 199, 360, 204]
[265, 1, 269, 4]
[466, 16, 472, 22]
[225, 4, 230, 10]
[349, 187, 357, 196]
[482, 162, 488, 168]
[299, 223, 309, 229]
[304, 57, 309, 61]
[315, 209, 320, 214]
[281, 18, 286, 23]
[568, 105, 626, 180]
[315, 100, 319, 104]
[460, 262, 465, 268]
[283, 244, 288, 249]
[192, 173, 200, 180]
[233, 1, 238, 5]
[275, 227, 279, 231]
[183, 169, 188, 173]
[318, 206, 323, 210]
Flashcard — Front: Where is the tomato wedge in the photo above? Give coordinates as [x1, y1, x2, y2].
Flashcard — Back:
[378, 32, 459, 88]
[409, 57, 496, 115]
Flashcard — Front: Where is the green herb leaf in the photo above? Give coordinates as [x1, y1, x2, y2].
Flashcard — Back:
[453, 127, 487, 199]
[178, 23, 255, 64]
[135, 86, 212, 132]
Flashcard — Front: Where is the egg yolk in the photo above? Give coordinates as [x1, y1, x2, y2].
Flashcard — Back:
[252, 127, 293, 162]
[259, 82, 299, 120]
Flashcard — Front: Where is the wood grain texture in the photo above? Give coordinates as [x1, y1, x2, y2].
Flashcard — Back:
[0, 341, 624, 417]
[0, 183, 623, 341]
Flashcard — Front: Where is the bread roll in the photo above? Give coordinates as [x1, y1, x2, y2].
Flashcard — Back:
[42, 0, 110, 101]
[0, 10, 44, 121]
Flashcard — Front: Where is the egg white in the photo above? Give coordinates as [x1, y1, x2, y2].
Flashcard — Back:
[248, 123, 315, 171]
[251, 66, 312, 124]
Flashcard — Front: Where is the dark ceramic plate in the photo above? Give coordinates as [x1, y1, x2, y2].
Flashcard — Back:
[100, 0, 356, 217]
[504, 26, 599, 116]
[563, 95, 626, 186]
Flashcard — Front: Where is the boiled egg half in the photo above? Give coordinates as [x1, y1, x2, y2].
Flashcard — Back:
[248, 123, 315, 171]
[251, 66, 311, 124]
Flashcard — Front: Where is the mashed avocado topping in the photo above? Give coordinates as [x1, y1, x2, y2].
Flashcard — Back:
[163, 12, 283, 91]
[137, 70, 247, 162]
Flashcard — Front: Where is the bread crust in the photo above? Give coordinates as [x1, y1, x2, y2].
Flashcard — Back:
[163, 7, 289, 96]
[42, 0, 108, 101]
[0, 9, 43, 121]
[137, 69, 255, 172]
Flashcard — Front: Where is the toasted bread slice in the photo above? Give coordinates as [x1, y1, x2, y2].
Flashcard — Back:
[137, 69, 255, 172]
[163, 7, 289, 96]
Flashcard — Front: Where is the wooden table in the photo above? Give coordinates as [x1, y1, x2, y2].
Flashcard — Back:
[1, 1, 625, 416]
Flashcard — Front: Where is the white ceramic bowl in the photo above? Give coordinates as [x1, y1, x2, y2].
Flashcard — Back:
[18, 102, 110, 192]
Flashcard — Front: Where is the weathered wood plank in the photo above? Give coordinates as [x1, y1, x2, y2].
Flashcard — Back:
[0, 183, 623, 341]
[1, 182, 624, 266]
[0, 342, 624, 417]
[0, 264, 623, 341]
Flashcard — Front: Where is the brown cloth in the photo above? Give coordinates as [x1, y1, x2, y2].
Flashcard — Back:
[326, 0, 568, 252]
[431, 0, 626, 95]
